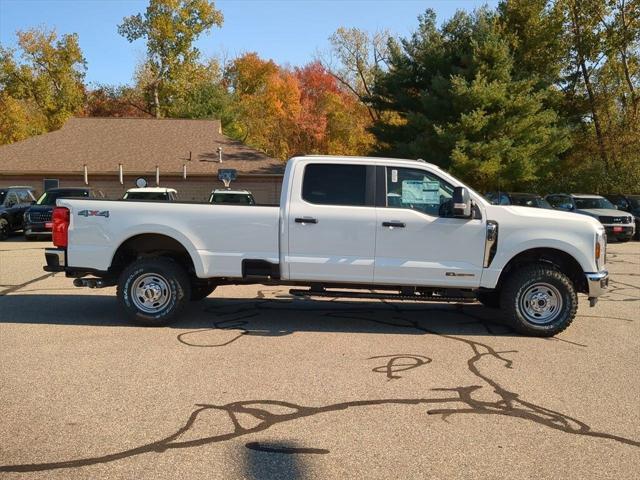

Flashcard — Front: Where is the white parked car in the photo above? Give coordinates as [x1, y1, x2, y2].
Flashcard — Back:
[208, 189, 256, 205]
[122, 187, 178, 202]
[44, 156, 608, 336]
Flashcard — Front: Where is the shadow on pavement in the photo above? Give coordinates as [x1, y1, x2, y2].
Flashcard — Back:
[243, 440, 326, 480]
[0, 293, 516, 337]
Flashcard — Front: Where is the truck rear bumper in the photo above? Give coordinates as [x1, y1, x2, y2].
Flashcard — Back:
[585, 270, 609, 306]
[44, 248, 66, 272]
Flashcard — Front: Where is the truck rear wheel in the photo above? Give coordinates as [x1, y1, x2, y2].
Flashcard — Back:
[500, 264, 577, 337]
[117, 257, 191, 326]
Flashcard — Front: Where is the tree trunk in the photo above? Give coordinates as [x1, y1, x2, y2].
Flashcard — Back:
[578, 60, 608, 169]
[618, 0, 638, 120]
[570, 2, 609, 172]
[153, 82, 161, 118]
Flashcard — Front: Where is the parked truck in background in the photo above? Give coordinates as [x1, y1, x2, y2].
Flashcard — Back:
[43, 156, 609, 336]
[24, 187, 96, 240]
[208, 189, 256, 205]
[546, 193, 635, 242]
[123, 187, 178, 202]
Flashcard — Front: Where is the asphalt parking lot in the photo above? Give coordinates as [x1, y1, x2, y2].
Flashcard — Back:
[0, 237, 638, 479]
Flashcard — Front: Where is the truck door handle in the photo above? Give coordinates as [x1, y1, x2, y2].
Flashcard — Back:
[382, 221, 405, 228]
[295, 217, 318, 224]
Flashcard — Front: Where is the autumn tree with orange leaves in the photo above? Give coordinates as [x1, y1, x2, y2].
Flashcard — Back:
[226, 54, 373, 160]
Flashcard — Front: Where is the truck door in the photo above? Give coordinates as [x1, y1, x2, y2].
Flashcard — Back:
[286, 162, 377, 283]
[374, 166, 485, 287]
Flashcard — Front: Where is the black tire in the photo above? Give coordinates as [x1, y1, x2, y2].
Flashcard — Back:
[477, 291, 501, 308]
[117, 257, 191, 326]
[500, 264, 577, 337]
[0, 218, 9, 241]
[191, 285, 216, 301]
[24, 233, 38, 241]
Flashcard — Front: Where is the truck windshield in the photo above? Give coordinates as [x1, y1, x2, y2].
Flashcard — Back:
[36, 190, 89, 206]
[629, 196, 640, 209]
[511, 195, 552, 209]
[575, 197, 615, 210]
[210, 193, 255, 205]
[124, 192, 169, 200]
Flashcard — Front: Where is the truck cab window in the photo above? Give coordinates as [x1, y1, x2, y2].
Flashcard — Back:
[385, 167, 453, 216]
[302, 164, 367, 206]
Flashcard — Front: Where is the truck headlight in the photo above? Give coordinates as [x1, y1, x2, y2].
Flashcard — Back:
[595, 230, 606, 270]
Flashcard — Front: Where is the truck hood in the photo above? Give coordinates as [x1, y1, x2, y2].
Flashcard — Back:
[575, 208, 632, 219]
[487, 204, 602, 232]
[26, 205, 54, 214]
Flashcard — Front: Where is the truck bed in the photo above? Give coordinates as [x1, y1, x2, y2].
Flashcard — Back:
[58, 198, 280, 278]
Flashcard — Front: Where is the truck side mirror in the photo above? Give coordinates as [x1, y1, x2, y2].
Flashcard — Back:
[452, 186, 472, 218]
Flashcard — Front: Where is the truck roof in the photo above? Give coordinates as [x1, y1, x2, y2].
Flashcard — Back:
[296, 155, 441, 170]
[571, 193, 605, 199]
[211, 189, 252, 194]
[126, 187, 177, 193]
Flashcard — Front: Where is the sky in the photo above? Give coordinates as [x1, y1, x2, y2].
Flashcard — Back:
[0, 0, 497, 87]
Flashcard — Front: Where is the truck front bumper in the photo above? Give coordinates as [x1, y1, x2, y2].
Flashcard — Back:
[585, 270, 609, 306]
[44, 248, 66, 272]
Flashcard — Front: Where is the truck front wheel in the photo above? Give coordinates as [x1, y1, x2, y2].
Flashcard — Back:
[500, 264, 577, 336]
[117, 257, 191, 326]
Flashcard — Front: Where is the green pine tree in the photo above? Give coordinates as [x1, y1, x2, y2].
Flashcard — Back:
[371, 8, 571, 191]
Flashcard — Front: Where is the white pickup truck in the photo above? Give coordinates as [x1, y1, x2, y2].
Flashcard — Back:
[44, 156, 609, 336]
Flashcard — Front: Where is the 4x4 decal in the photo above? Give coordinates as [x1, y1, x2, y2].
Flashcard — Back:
[78, 210, 109, 218]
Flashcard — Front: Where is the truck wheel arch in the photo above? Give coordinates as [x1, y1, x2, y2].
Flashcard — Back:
[110, 233, 199, 279]
[496, 248, 587, 294]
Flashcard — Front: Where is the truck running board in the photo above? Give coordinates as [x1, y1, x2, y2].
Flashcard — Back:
[288, 288, 478, 303]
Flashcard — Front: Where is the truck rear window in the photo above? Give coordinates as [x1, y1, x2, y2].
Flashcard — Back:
[302, 164, 367, 206]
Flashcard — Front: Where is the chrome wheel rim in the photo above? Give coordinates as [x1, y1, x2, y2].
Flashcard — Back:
[131, 273, 171, 314]
[519, 282, 563, 325]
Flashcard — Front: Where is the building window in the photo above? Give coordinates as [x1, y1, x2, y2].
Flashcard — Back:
[43, 179, 59, 191]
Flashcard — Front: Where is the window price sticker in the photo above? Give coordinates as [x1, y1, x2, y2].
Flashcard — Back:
[402, 180, 440, 204]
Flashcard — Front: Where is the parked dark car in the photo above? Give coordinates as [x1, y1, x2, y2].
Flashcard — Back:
[605, 194, 640, 240]
[546, 193, 635, 242]
[24, 187, 95, 240]
[485, 192, 553, 209]
[0, 186, 37, 240]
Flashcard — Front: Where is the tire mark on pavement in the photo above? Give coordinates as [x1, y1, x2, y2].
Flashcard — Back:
[368, 354, 432, 380]
[176, 314, 258, 347]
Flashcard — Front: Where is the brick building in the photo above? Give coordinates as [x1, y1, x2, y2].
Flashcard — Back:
[0, 117, 284, 203]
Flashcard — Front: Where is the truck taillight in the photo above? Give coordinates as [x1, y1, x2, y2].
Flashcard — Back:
[52, 207, 70, 248]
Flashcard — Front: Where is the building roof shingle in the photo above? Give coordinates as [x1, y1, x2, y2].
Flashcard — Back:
[0, 117, 283, 176]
